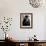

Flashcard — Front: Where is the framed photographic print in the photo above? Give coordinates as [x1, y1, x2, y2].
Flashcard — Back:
[20, 13, 33, 29]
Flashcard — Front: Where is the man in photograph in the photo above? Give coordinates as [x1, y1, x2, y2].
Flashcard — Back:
[22, 15, 30, 26]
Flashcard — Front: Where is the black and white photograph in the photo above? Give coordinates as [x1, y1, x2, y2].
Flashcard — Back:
[20, 13, 33, 28]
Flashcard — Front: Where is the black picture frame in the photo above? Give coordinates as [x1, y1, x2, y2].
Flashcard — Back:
[20, 13, 33, 29]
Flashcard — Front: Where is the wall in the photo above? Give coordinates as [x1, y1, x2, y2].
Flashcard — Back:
[0, 0, 46, 40]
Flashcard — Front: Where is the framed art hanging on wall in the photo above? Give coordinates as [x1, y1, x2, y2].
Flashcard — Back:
[20, 13, 33, 29]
